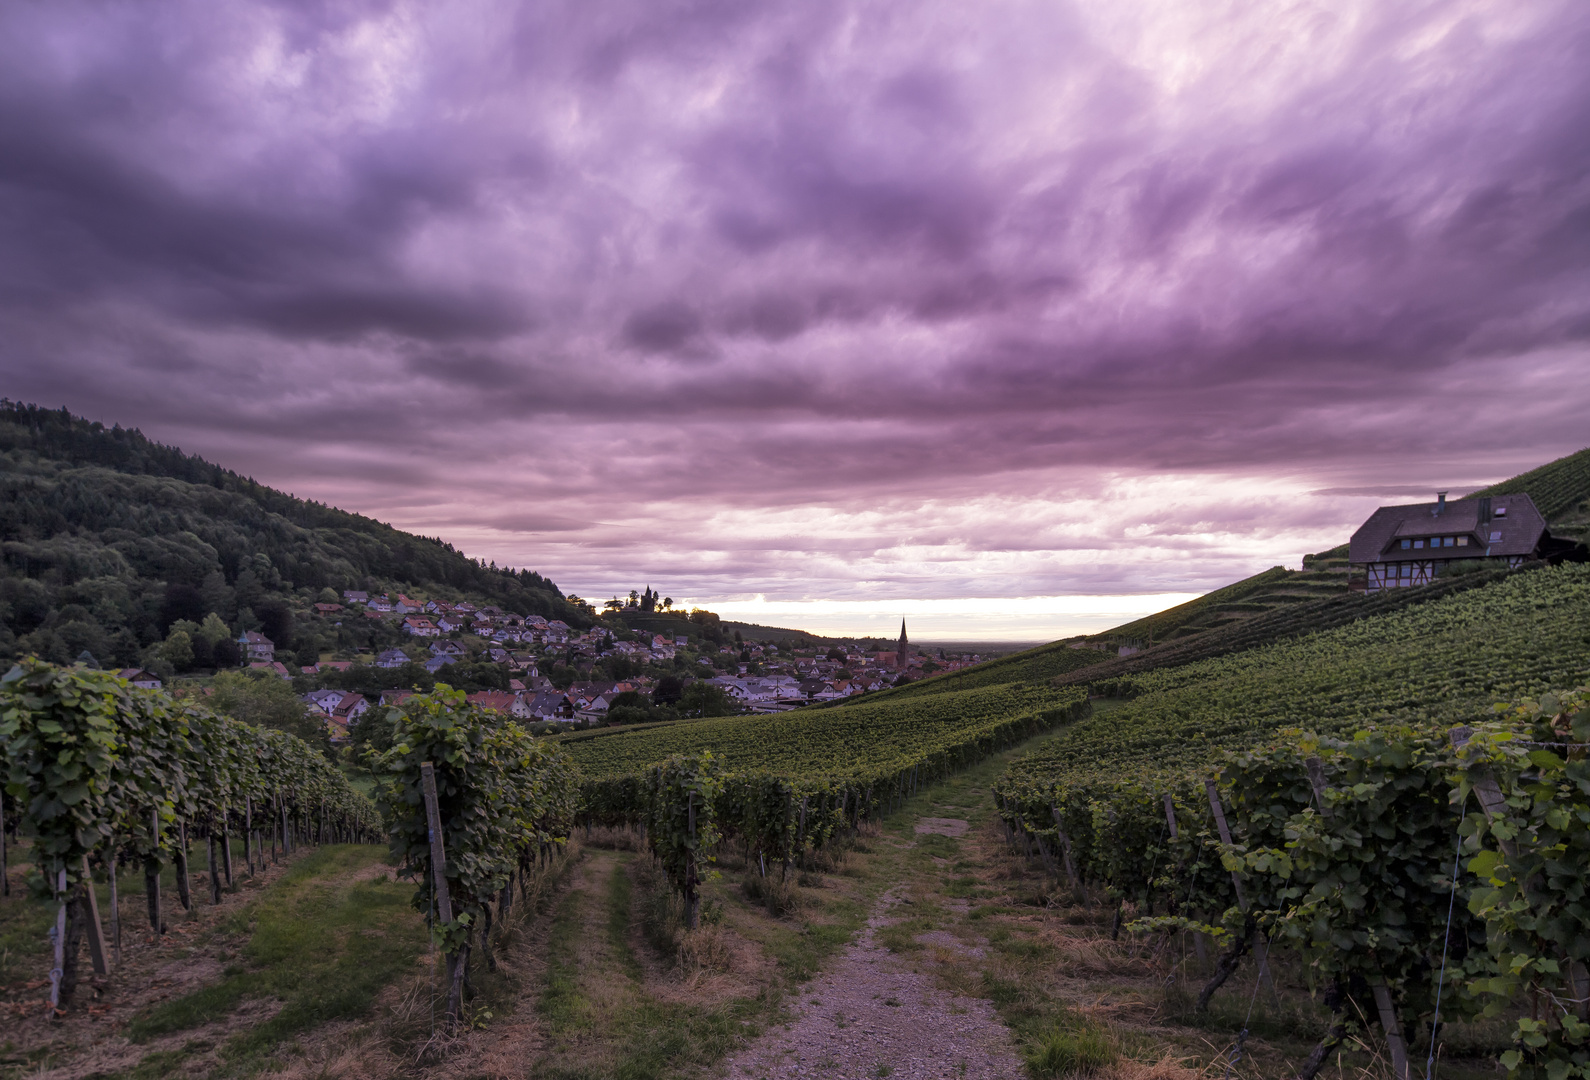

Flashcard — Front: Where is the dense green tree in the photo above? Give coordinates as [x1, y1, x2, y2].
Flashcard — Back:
[57, 618, 110, 662]
[601, 653, 639, 681]
[254, 598, 293, 651]
[160, 629, 195, 671]
[206, 669, 330, 753]
[348, 706, 396, 759]
[653, 674, 684, 705]
[158, 582, 205, 631]
[678, 682, 738, 718]
[199, 570, 235, 620]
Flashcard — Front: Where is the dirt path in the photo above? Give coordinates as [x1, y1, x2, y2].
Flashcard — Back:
[722, 819, 1025, 1080]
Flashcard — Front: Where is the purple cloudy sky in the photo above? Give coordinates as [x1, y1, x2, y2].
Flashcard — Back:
[3, 0, 1589, 637]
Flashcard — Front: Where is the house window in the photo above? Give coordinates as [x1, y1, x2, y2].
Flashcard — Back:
[1456, 536, 1468, 546]
[1400, 564, 1412, 578]
[1400, 539, 1411, 550]
[1413, 540, 1424, 549]
[1494, 506, 1507, 517]
[1444, 537, 1455, 547]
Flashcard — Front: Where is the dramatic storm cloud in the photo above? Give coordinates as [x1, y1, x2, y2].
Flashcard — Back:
[3, 0, 1588, 636]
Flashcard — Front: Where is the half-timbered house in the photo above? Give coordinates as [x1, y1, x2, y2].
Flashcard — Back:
[1348, 492, 1549, 592]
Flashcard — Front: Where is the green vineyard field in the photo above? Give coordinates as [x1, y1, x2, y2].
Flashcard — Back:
[1048, 561, 1522, 690]
[566, 681, 1086, 782]
[1002, 561, 1590, 792]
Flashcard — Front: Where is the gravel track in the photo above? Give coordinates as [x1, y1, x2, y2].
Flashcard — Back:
[722, 876, 1024, 1080]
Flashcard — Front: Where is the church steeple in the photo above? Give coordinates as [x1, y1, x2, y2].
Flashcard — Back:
[896, 619, 909, 670]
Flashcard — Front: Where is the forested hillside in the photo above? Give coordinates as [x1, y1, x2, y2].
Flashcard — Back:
[0, 401, 588, 669]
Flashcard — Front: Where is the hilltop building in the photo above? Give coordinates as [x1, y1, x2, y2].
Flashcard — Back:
[1348, 492, 1553, 592]
[896, 620, 910, 671]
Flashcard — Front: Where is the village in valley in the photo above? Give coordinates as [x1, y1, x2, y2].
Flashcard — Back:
[96, 489, 1573, 749]
[195, 587, 994, 740]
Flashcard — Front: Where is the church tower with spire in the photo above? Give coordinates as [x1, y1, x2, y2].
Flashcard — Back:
[896, 619, 910, 671]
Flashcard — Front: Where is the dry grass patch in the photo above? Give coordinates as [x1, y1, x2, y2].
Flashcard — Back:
[1039, 928, 1160, 979]
[1101, 1052, 1212, 1079]
[676, 924, 734, 973]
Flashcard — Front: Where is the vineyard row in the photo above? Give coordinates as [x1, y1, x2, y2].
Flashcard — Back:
[1, 659, 382, 1011]
[994, 688, 1590, 1080]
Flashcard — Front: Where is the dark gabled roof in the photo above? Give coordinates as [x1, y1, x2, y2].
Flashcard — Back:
[1349, 493, 1547, 564]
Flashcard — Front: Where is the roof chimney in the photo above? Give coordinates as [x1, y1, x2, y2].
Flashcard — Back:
[1434, 491, 1448, 516]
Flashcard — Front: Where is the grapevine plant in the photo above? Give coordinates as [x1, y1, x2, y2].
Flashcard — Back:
[647, 751, 723, 929]
[996, 680, 1590, 1078]
[1456, 686, 1590, 1079]
[1217, 729, 1483, 1079]
[1, 659, 381, 1010]
[372, 685, 578, 1025]
[576, 690, 1089, 895]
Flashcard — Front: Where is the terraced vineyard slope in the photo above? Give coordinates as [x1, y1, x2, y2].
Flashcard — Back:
[1047, 560, 1522, 689]
[1072, 443, 1589, 657]
[1083, 562, 1349, 649]
[1004, 561, 1590, 792]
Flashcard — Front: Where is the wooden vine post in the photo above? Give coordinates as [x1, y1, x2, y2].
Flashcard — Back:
[174, 821, 192, 911]
[146, 806, 164, 936]
[1205, 777, 1279, 1003]
[48, 868, 67, 1014]
[685, 789, 700, 930]
[419, 762, 462, 1027]
[108, 853, 121, 967]
[1048, 806, 1081, 891]
[81, 856, 109, 976]
[1203, 779, 1247, 910]
[207, 830, 222, 904]
[796, 795, 809, 872]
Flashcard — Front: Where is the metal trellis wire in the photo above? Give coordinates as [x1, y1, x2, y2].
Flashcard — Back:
[1426, 827, 1464, 1080]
